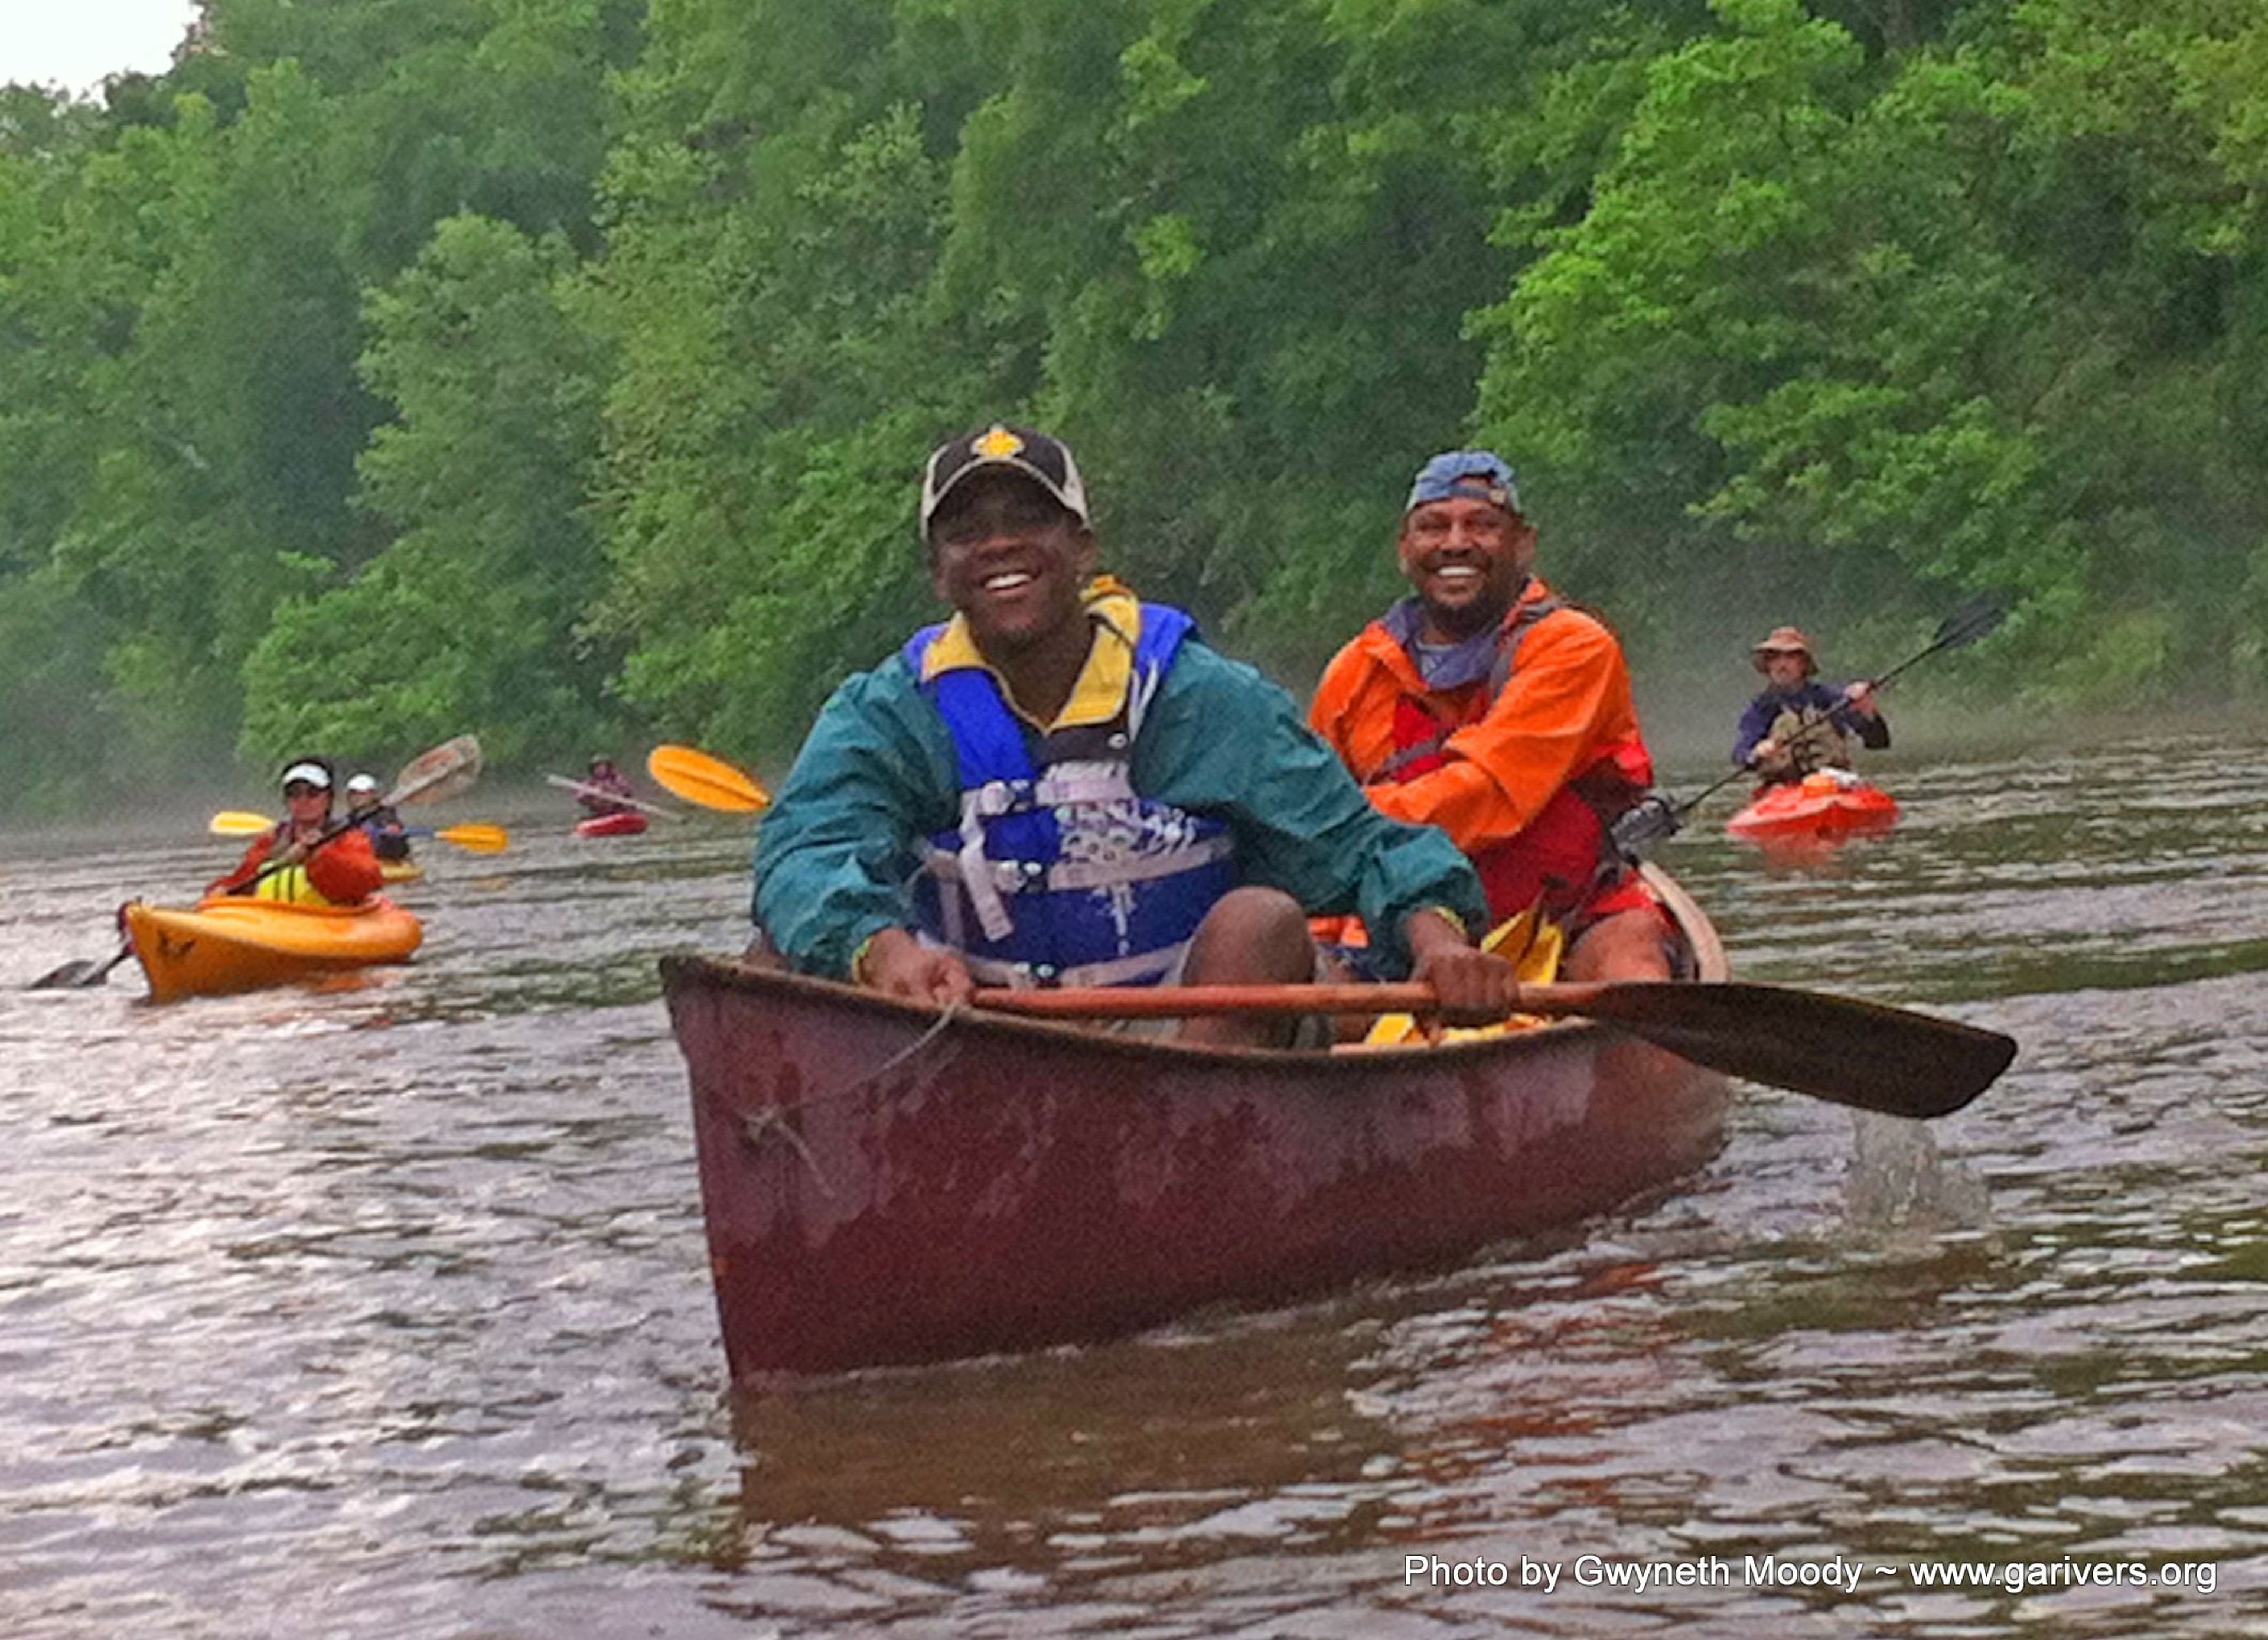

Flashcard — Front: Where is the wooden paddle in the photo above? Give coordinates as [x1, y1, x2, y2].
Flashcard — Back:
[207, 812, 510, 854]
[543, 773, 683, 821]
[27, 735, 484, 990]
[1615, 592, 2012, 854]
[970, 980, 2018, 1120]
[646, 744, 769, 813]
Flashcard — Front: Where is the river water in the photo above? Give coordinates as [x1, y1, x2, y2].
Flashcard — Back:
[1, 734, 2262, 1638]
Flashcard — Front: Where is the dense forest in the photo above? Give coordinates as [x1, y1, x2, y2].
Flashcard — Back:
[3, 0, 2264, 814]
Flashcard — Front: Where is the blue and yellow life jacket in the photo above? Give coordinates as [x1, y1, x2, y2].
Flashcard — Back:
[902, 602, 1236, 988]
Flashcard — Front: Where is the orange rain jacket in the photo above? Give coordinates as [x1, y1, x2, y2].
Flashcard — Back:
[1309, 577, 1656, 927]
[208, 824, 384, 906]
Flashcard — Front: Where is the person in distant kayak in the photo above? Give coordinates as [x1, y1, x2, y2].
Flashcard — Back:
[752, 422, 1522, 1046]
[1308, 450, 1675, 981]
[1732, 626, 1888, 784]
[578, 756, 638, 817]
[344, 772, 412, 861]
[207, 757, 384, 906]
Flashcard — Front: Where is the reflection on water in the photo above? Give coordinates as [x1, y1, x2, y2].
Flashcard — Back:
[2, 736, 2264, 1637]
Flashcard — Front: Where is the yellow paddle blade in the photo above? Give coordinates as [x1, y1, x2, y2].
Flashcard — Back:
[647, 743, 770, 813]
[210, 811, 276, 837]
[434, 822, 510, 854]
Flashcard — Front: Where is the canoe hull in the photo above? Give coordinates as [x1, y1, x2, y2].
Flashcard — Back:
[574, 811, 648, 838]
[1726, 774, 1899, 842]
[124, 896, 422, 1003]
[379, 860, 424, 884]
[663, 871, 1731, 1380]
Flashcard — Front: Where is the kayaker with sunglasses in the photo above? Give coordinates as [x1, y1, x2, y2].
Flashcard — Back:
[207, 756, 386, 906]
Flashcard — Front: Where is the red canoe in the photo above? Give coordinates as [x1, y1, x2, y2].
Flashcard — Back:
[662, 867, 1732, 1381]
[1726, 770, 1899, 843]
[573, 810, 649, 838]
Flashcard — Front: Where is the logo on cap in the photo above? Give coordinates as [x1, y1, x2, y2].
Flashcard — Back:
[972, 425, 1025, 460]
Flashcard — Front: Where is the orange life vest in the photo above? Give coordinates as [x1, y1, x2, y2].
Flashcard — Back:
[1368, 595, 1650, 923]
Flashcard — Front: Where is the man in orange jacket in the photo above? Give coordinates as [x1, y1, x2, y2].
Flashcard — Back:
[1308, 450, 1674, 980]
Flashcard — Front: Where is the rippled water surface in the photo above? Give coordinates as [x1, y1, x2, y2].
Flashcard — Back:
[2, 737, 2263, 1638]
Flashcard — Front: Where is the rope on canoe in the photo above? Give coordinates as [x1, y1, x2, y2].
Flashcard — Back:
[737, 997, 966, 1194]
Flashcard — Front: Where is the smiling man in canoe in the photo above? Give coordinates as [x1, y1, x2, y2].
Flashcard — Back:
[750, 424, 1523, 1045]
[1308, 451, 1676, 981]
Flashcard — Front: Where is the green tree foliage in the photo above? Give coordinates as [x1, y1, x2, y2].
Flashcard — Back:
[241, 215, 610, 764]
[4, 0, 2266, 818]
[1478, 0, 2268, 697]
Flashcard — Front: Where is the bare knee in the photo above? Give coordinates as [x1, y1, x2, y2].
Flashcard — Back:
[1181, 887, 1314, 987]
[1178, 887, 1316, 1047]
[1563, 906, 1674, 982]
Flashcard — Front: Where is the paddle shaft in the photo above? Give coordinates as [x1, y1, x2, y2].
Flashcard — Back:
[980, 982, 1477, 1019]
[545, 774, 682, 820]
[970, 979, 2016, 1120]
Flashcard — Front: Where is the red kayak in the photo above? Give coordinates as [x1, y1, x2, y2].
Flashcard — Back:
[663, 866, 1731, 1380]
[574, 811, 649, 838]
[1726, 770, 1898, 843]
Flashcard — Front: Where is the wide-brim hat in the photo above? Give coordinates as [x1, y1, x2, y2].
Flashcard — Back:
[1751, 625, 1817, 674]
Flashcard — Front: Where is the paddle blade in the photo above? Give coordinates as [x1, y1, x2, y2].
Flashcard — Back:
[209, 810, 275, 837]
[1549, 981, 2016, 1119]
[648, 744, 769, 813]
[1933, 591, 2011, 652]
[391, 734, 483, 806]
[434, 822, 509, 854]
[976, 980, 2018, 1120]
[27, 945, 133, 990]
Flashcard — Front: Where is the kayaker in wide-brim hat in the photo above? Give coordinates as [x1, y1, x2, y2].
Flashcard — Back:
[1750, 624, 1819, 677]
[1733, 626, 1889, 784]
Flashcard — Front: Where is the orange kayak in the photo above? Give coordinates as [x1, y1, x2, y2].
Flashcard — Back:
[1726, 770, 1899, 842]
[123, 895, 423, 1002]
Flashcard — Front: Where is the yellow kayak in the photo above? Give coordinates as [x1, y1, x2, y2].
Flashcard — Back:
[380, 860, 425, 884]
[123, 895, 423, 1002]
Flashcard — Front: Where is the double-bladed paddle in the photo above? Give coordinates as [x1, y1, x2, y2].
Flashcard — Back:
[207, 811, 510, 854]
[27, 735, 484, 991]
[971, 979, 2018, 1120]
[1615, 592, 2012, 855]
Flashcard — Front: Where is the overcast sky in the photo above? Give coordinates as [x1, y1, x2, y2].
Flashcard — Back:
[1, 1, 201, 95]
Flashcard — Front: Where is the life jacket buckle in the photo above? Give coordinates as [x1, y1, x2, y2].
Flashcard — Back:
[991, 859, 1047, 895]
[975, 778, 1034, 817]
